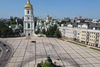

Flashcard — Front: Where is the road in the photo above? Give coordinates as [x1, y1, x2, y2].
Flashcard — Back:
[0, 41, 12, 67]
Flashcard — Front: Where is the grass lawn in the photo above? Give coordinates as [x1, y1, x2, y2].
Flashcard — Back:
[59, 38, 64, 41]
[67, 41, 87, 47]
[90, 47, 100, 51]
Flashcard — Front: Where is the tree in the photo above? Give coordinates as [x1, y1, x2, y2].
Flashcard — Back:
[37, 55, 57, 67]
[42, 61, 54, 67]
[53, 24, 57, 31]
[7, 28, 13, 36]
[10, 20, 16, 24]
[0, 30, 1, 37]
[45, 25, 58, 37]
[35, 30, 39, 34]
[18, 20, 23, 26]
[1, 28, 8, 37]
[46, 28, 53, 36]
[6, 21, 10, 25]
[46, 29, 49, 36]
[73, 20, 75, 22]
[42, 29, 46, 34]
[0, 21, 6, 28]
[15, 29, 20, 36]
[10, 16, 13, 21]
[49, 27, 55, 36]
[55, 29, 62, 38]
[0, 21, 9, 37]
[37, 63, 42, 67]
[60, 20, 70, 25]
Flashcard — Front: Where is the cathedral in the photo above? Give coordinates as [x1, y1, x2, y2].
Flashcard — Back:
[24, 0, 34, 36]
[35, 15, 59, 31]
[23, 0, 59, 36]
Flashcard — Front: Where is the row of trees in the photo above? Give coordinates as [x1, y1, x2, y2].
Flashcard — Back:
[6, 17, 23, 26]
[35, 25, 62, 38]
[0, 21, 20, 37]
[59, 20, 71, 25]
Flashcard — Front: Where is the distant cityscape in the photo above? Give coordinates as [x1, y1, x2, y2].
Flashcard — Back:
[1, 15, 100, 23]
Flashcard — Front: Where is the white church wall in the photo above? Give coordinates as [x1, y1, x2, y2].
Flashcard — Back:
[24, 0, 35, 36]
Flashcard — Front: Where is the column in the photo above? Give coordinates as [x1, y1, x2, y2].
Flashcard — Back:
[26, 22, 27, 29]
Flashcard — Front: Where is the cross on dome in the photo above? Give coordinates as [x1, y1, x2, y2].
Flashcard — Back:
[25, 0, 33, 9]
[27, 0, 30, 3]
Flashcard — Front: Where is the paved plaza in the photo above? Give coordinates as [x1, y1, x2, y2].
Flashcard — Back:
[5, 37, 100, 67]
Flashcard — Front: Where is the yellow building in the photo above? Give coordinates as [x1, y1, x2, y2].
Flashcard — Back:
[79, 30, 87, 44]
[79, 29, 100, 47]
[88, 31, 99, 47]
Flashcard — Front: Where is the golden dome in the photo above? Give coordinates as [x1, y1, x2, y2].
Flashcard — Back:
[46, 17, 49, 20]
[46, 14, 49, 20]
[25, 0, 33, 9]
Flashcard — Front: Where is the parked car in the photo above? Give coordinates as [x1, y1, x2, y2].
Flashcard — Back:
[6, 49, 10, 52]
[3, 44, 6, 47]
[37, 34, 46, 37]
[20, 33, 25, 37]
[31, 41, 36, 43]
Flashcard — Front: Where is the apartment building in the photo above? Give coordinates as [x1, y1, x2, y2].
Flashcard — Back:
[59, 27, 74, 40]
[59, 26, 100, 47]
[59, 26, 81, 40]
[79, 30, 87, 44]
[79, 29, 100, 47]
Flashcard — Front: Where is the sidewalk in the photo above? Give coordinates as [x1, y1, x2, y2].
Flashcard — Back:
[62, 38, 100, 50]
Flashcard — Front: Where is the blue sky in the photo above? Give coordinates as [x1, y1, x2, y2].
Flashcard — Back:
[0, 0, 100, 19]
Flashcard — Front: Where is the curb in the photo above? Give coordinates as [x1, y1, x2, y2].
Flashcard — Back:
[0, 38, 14, 67]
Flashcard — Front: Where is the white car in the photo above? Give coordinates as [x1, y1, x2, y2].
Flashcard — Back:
[6, 49, 10, 52]
[20, 33, 25, 37]
[37, 34, 46, 37]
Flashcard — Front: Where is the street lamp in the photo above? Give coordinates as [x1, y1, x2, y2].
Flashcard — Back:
[63, 28, 65, 37]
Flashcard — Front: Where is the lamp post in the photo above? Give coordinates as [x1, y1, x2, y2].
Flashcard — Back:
[63, 28, 65, 38]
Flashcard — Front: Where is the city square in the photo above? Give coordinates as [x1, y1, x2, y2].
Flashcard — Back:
[4, 37, 100, 67]
[1, 0, 100, 67]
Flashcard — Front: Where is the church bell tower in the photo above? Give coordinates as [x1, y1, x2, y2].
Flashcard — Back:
[24, 0, 34, 36]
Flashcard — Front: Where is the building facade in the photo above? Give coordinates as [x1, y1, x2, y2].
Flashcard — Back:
[35, 15, 60, 31]
[24, 0, 35, 36]
[79, 29, 100, 47]
[59, 26, 100, 47]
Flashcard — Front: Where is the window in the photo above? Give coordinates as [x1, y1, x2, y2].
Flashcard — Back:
[78, 33, 80, 35]
[82, 31, 86, 33]
[28, 17, 30, 20]
[27, 10, 29, 14]
[82, 34, 86, 36]
[94, 36, 95, 38]
[28, 23, 30, 28]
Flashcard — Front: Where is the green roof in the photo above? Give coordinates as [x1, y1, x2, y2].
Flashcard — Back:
[10, 24, 17, 28]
